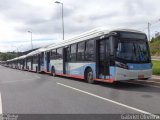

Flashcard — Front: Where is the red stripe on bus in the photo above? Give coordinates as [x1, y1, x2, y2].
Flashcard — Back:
[44, 71, 52, 74]
[54, 73, 114, 83]
[55, 73, 85, 80]
[94, 78, 114, 83]
[29, 70, 36, 72]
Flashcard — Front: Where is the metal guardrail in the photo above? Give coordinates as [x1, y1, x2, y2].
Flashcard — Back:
[151, 56, 160, 61]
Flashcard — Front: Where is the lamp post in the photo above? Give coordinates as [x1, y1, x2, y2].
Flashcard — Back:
[55, 1, 64, 40]
[148, 22, 151, 41]
[28, 31, 33, 50]
[147, 19, 160, 41]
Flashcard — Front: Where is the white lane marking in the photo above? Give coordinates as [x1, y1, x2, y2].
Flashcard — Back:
[123, 81, 160, 89]
[0, 92, 2, 114]
[57, 82, 160, 118]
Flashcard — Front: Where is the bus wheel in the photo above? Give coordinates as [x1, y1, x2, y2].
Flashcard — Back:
[86, 68, 95, 84]
[52, 67, 56, 77]
[140, 78, 149, 80]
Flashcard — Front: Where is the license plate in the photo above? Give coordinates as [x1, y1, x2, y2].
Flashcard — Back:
[138, 75, 144, 79]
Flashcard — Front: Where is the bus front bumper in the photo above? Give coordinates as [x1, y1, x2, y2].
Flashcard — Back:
[115, 67, 152, 81]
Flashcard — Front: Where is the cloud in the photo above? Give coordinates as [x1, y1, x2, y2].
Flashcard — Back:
[0, 0, 160, 52]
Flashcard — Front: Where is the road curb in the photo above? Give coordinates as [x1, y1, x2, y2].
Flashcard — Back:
[152, 75, 160, 80]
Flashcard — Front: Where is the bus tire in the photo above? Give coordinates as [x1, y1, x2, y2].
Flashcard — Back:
[140, 78, 149, 80]
[85, 68, 95, 84]
[51, 66, 56, 77]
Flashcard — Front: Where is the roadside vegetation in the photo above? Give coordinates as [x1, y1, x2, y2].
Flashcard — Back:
[0, 48, 38, 61]
[150, 36, 160, 76]
[150, 36, 160, 56]
[152, 60, 160, 75]
[0, 52, 18, 61]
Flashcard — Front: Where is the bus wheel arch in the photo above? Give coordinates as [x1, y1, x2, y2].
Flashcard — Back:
[84, 67, 95, 84]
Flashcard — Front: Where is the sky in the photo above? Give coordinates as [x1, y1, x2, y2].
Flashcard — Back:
[0, 0, 160, 52]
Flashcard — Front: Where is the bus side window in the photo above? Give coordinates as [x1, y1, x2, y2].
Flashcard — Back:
[85, 40, 94, 61]
[33, 56, 35, 64]
[36, 55, 38, 63]
[57, 48, 63, 59]
[33, 55, 37, 64]
[70, 44, 77, 62]
[40, 53, 44, 65]
[66, 47, 70, 62]
[50, 49, 56, 60]
[77, 42, 85, 61]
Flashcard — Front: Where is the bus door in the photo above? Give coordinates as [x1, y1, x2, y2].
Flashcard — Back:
[31, 56, 33, 70]
[46, 51, 50, 72]
[38, 54, 40, 71]
[40, 52, 44, 71]
[25, 58, 27, 70]
[23, 59, 25, 70]
[96, 39, 110, 79]
[63, 47, 68, 74]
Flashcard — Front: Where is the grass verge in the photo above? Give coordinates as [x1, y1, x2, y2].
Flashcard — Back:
[152, 60, 160, 75]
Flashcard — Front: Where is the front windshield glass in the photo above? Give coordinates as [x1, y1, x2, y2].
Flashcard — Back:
[115, 40, 150, 62]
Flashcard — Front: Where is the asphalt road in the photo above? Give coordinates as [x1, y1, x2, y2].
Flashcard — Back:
[0, 65, 160, 119]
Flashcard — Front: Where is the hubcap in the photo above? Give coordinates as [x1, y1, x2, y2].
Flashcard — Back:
[88, 72, 93, 81]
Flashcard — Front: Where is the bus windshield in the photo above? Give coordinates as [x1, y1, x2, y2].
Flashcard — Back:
[115, 40, 150, 62]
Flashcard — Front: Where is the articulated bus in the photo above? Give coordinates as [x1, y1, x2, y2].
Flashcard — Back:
[42, 28, 152, 83]
[16, 55, 26, 70]
[9, 58, 18, 69]
[3, 28, 152, 83]
[25, 48, 45, 72]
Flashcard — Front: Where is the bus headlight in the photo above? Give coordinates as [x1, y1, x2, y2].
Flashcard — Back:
[115, 61, 129, 69]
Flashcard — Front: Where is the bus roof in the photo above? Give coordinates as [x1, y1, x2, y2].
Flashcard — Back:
[45, 27, 145, 51]
[5, 27, 146, 60]
[17, 55, 27, 59]
[111, 29, 145, 34]
[26, 48, 46, 57]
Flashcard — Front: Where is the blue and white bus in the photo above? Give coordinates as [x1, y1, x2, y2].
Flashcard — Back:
[3, 28, 152, 84]
[25, 48, 46, 72]
[43, 28, 152, 83]
[16, 55, 26, 70]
